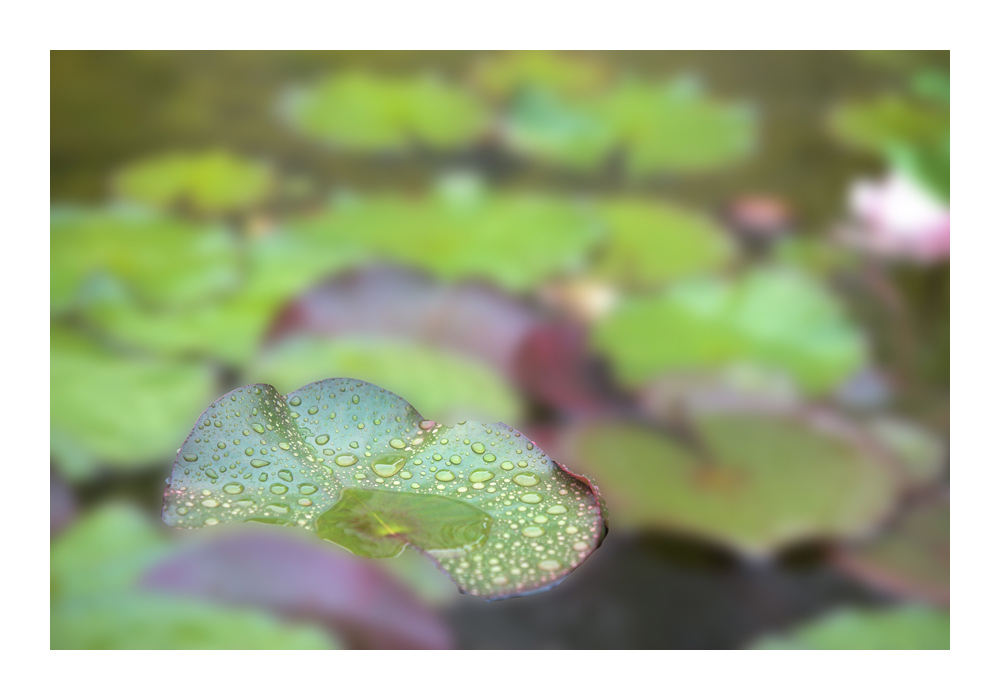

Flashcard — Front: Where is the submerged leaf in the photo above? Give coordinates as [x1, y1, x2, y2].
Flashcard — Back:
[559, 411, 899, 557]
[162, 378, 606, 600]
[593, 267, 868, 395]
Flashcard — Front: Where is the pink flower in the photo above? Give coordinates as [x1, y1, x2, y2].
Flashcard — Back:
[845, 170, 949, 263]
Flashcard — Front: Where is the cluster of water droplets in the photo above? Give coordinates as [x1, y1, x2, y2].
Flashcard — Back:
[163, 378, 605, 598]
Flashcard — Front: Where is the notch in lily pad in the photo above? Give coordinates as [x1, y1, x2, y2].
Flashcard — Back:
[162, 378, 607, 600]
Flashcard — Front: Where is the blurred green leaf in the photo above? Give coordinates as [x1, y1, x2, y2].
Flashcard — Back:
[868, 417, 946, 491]
[594, 268, 868, 395]
[503, 77, 754, 176]
[285, 72, 488, 150]
[562, 412, 898, 556]
[285, 187, 601, 292]
[51, 503, 337, 649]
[594, 198, 735, 288]
[251, 336, 523, 425]
[754, 606, 948, 649]
[50, 327, 216, 481]
[831, 95, 949, 202]
[836, 493, 949, 605]
[473, 50, 611, 99]
[83, 232, 362, 366]
[51, 206, 240, 313]
[599, 77, 755, 177]
[162, 378, 606, 600]
[115, 150, 273, 215]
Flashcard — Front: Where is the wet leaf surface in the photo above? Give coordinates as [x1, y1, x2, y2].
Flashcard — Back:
[162, 378, 606, 600]
[142, 528, 452, 649]
[559, 410, 899, 557]
[593, 267, 868, 395]
[753, 605, 948, 649]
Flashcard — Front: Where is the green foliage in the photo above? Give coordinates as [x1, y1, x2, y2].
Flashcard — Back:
[115, 150, 274, 215]
[51, 503, 338, 649]
[285, 183, 601, 292]
[594, 198, 735, 288]
[162, 378, 606, 600]
[593, 268, 868, 395]
[286, 72, 489, 150]
[831, 93, 949, 202]
[50, 207, 240, 313]
[251, 336, 523, 425]
[504, 77, 755, 176]
[562, 413, 899, 557]
[754, 606, 949, 650]
[473, 51, 611, 99]
[50, 327, 216, 481]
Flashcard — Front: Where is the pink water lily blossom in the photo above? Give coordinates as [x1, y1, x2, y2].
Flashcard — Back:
[845, 170, 949, 263]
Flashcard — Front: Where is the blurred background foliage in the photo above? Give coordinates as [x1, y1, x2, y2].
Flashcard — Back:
[50, 50, 949, 649]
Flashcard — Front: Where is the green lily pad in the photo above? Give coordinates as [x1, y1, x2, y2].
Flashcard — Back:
[285, 72, 488, 151]
[594, 198, 735, 288]
[83, 233, 362, 366]
[472, 51, 611, 100]
[754, 606, 949, 650]
[285, 185, 601, 292]
[251, 336, 522, 425]
[835, 493, 949, 605]
[51, 503, 337, 649]
[593, 267, 868, 395]
[560, 411, 898, 557]
[599, 77, 756, 177]
[50, 206, 240, 314]
[50, 327, 216, 481]
[114, 150, 273, 215]
[162, 378, 606, 600]
[503, 78, 754, 176]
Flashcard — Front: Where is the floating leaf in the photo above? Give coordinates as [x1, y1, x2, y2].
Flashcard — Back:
[84, 233, 362, 366]
[503, 78, 754, 176]
[472, 50, 611, 100]
[51, 207, 240, 313]
[284, 186, 601, 292]
[162, 378, 606, 600]
[753, 606, 949, 649]
[559, 411, 898, 557]
[267, 265, 542, 377]
[142, 529, 452, 649]
[114, 150, 273, 215]
[50, 327, 216, 481]
[598, 77, 755, 177]
[251, 336, 523, 425]
[51, 504, 338, 649]
[593, 198, 735, 288]
[285, 72, 488, 151]
[835, 493, 949, 606]
[593, 267, 868, 395]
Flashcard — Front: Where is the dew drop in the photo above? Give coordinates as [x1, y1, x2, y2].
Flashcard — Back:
[435, 470, 456, 482]
[335, 454, 358, 467]
[201, 499, 220, 508]
[538, 559, 561, 571]
[315, 434, 330, 445]
[223, 483, 244, 495]
[372, 454, 407, 478]
[501, 461, 515, 471]
[289, 396, 301, 406]
[389, 438, 407, 449]
[250, 459, 271, 468]
[449, 455, 462, 465]
[520, 493, 543, 504]
[270, 484, 288, 495]
[513, 473, 540, 487]
[522, 526, 545, 538]
[182, 453, 198, 462]
[471, 442, 485, 454]
[546, 505, 567, 515]
[469, 469, 495, 484]
[204, 469, 219, 480]
[277, 469, 293, 482]
[251, 423, 265, 434]
[299, 484, 318, 495]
